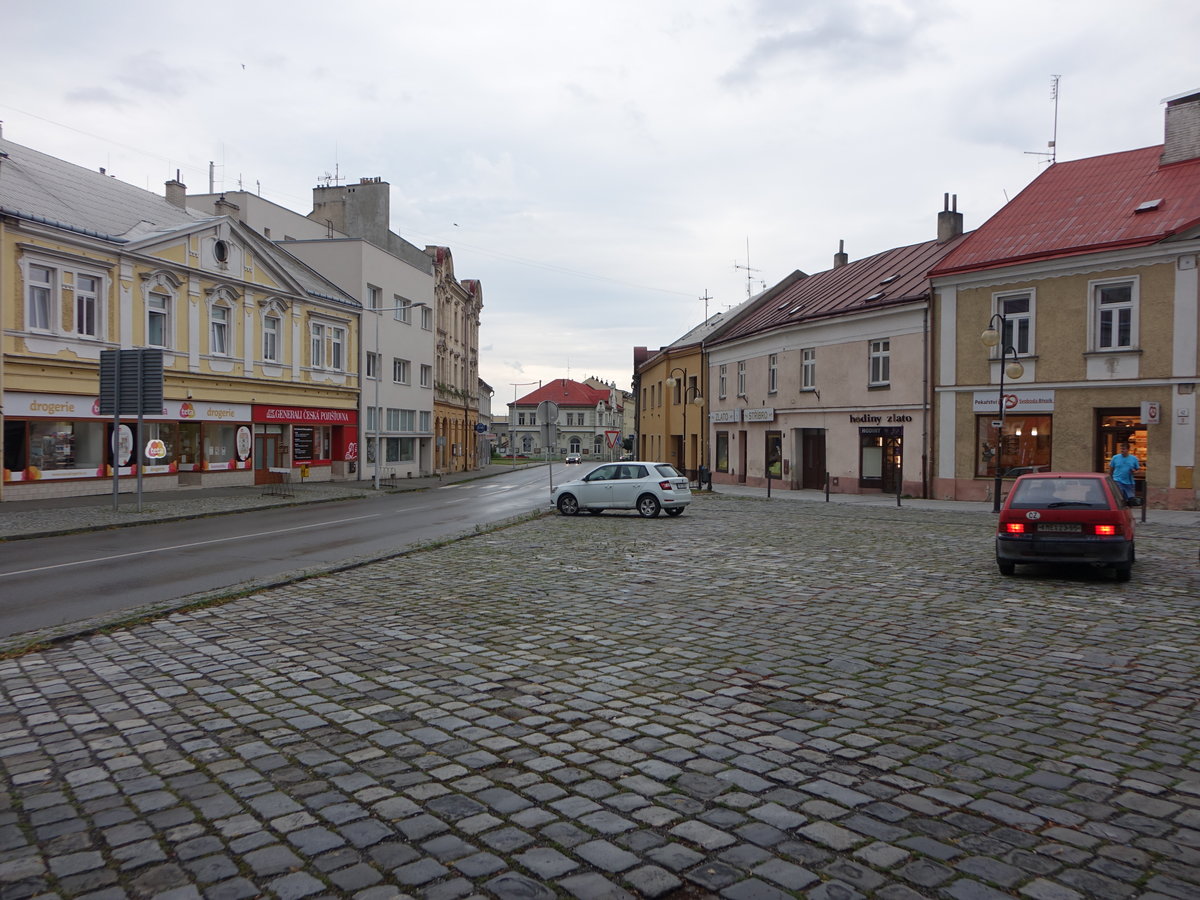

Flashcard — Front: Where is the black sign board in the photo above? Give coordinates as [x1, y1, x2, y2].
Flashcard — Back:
[99, 349, 164, 415]
[292, 427, 315, 461]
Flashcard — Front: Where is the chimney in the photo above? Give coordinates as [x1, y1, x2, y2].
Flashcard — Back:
[833, 240, 848, 268]
[165, 170, 187, 209]
[938, 192, 963, 242]
[1161, 89, 1200, 165]
[309, 176, 390, 245]
[214, 194, 241, 216]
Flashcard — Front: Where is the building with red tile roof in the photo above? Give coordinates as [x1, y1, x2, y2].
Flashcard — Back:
[930, 89, 1200, 510]
[507, 379, 623, 459]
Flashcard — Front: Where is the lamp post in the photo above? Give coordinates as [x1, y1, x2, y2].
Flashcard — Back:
[664, 368, 687, 476]
[682, 385, 703, 484]
[980, 313, 1026, 512]
[372, 301, 429, 491]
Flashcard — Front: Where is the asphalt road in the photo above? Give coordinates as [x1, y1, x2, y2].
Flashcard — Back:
[0, 467, 554, 640]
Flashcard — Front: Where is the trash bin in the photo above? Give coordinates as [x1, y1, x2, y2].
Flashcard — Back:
[698, 464, 711, 490]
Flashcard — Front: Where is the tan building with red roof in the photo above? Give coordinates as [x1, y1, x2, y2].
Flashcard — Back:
[930, 90, 1200, 510]
[508, 379, 622, 460]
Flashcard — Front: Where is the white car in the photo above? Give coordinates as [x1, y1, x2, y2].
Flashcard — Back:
[551, 461, 692, 518]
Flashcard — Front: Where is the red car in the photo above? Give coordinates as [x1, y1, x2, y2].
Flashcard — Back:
[996, 472, 1136, 581]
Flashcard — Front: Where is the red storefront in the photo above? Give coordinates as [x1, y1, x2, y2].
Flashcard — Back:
[251, 405, 359, 484]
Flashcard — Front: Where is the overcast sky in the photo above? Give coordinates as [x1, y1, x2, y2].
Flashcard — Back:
[4, 1, 1198, 401]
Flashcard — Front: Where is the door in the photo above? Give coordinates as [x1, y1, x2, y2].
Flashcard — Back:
[577, 464, 619, 507]
[610, 464, 649, 508]
[881, 435, 903, 493]
[254, 434, 280, 485]
[801, 429, 826, 490]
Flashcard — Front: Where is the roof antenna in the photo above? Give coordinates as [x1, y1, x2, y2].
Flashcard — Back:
[734, 237, 760, 300]
[1024, 75, 1060, 165]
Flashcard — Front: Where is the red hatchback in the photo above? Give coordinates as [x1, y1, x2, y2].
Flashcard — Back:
[996, 472, 1136, 581]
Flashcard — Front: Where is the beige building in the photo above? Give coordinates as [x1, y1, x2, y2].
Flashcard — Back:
[931, 91, 1200, 509]
[427, 247, 483, 472]
[1, 138, 361, 500]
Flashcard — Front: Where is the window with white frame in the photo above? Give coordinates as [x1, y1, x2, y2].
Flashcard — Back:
[869, 339, 891, 386]
[210, 305, 230, 355]
[393, 358, 410, 384]
[310, 323, 325, 368]
[518, 412, 526, 426]
[420, 410, 431, 432]
[366, 351, 379, 379]
[394, 297, 414, 323]
[1091, 279, 1137, 350]
[386, 408, 400, 431]
[75, 275, 99, 337]
[996, 291, 1033, 355]
[366, 406, 379, 431]
[420, 364, 432, 388]
[768, 354, 778, 393]
[719, 365, 727, 399]
[368, 284, 382, 310]
[263, 314, 280, 362]
[802, 348, 816, 390]
[421, 306, 433, 330]
[148, 291, 172, 348]
[27, 265, 53, 331]
[331, 326, 346, 370]
[399, 409, 415, 431]
[737, 361, 746, 396]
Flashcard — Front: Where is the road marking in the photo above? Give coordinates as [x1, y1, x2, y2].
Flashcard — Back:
[0, 514, 382, 578]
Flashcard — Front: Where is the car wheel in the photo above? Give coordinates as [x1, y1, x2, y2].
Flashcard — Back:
[587, 508, 604, 516]
[557, 494, 580, 516]
[637, 494, 661, 518]
[665, 507, 684, 517]
[997, 559, 1015, 576]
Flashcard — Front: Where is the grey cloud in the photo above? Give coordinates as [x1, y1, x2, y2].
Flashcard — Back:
[115, 52, 193, 97]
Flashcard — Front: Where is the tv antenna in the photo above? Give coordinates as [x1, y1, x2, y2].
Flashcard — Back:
[1024, 75, 1060, 165]
[734, 238, 762, 300]
[700, 289, 713, 324]
[319, 162, 344, 187]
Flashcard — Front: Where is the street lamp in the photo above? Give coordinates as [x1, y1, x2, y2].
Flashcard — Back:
[372, 301, 429, 491]
[664, 368, 690, 476]
[980, 313, 1026, 512]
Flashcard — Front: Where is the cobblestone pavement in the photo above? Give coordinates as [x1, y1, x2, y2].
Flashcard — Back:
[1, 493, 1199, 899]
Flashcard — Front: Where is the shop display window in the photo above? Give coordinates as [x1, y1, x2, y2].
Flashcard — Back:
[29, 421, 106, 473]
[179, 423, 202, 470]
[976, 415, 1052, 478]
[716, 432, 729, 472]
[142, 423, 177, 465]
[205, 424, 237, 465]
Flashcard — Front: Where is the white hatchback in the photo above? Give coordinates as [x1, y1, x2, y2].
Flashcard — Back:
[551, 461, 692, 518]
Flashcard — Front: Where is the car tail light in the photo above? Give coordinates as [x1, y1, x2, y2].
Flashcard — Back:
[1004, 522, 1025, 534]
[1094, 524, 1117, 536]
[659, 480, 673, 491]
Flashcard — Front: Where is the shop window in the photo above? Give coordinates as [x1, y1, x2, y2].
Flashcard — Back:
[1097, 410, 1147, 478]
[26, 421, 106, 474]
[206, 424, 237, 466]
[142, 423, 177, 467]
[765, 431, 782, 476]
[179, 423, 202, 470]
[976, 415, 1052, 478]
[716, 431, 729, 472]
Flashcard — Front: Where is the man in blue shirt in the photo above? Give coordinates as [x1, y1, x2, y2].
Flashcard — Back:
[1108, 444, 1141, 504]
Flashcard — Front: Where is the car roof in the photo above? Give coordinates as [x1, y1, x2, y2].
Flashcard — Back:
[1013, 472, 1107, 480]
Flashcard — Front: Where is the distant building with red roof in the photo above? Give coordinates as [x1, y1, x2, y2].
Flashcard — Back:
[930, 89, 1200, 510]
[507, 379, 623, 459]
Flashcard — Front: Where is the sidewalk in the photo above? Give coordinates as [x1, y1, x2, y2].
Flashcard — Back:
[0, 463, 535, 540]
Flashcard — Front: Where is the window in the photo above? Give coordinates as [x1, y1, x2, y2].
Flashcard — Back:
[419, 411, 431, 432]
[331, 326, 346, 370]
[869, 339, 890, 386]
[976, 415, 1052, 478]
[393, 358, 410, 384]
[719, 365, 727, 399]
[148, 292, 171, 348]
[366, 406, 380, 432]
[27, 265, 54, 331]
[76, 275, 99, 337]
[394, 297, 414, 323]
[716, 431, 729, 472]
[368, 285, 382, 310]
[263, 314, 280, 362]
[768, 354, 778, 393]
[1092, 279, 1137, 350]
[310, 323, 325, 368]
[399, 409, 415, 431]
[210, 305, 229, 355]
[518, 412, 526, 426]
[386, 408, 400, 431]
[997, 292, 1033, 354]
[737, 362, 746, 397]
[366, 352, 379, 379]
[802, 348, 816, 390]
[421, 306, 434, 330]
[420, 364, 432, 388]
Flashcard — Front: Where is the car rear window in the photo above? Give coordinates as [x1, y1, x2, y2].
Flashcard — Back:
[1009, 478, 1109, 509]
[654, 464, 683, 478]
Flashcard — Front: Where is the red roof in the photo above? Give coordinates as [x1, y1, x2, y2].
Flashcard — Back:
[717, 234, 969, 343]
[932, 146, 1200, 277]
[515, 379, 612, 409]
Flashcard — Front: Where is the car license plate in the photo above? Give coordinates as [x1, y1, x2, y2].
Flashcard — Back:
[1038, 523, 1081, 533]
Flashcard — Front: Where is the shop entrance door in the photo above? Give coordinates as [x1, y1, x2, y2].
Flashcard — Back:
[254, 434, 280, 485]
[860, 427, 903, 492]
[800, 429, 826, 489]
[1096, 409, 1147, 495]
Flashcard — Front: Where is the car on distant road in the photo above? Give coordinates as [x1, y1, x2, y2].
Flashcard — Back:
[551, 461, 691, 518]
[996, 471, 1135, 581]
[564, 454, 582, 464]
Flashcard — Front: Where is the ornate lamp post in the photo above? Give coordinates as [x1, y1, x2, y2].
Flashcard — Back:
[980, 314, 1026, 513]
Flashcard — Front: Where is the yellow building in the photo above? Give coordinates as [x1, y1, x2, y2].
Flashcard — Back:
[1, 139, 361, 499]
[634, 343, 706, 480]
[426, 246, 483, 473]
